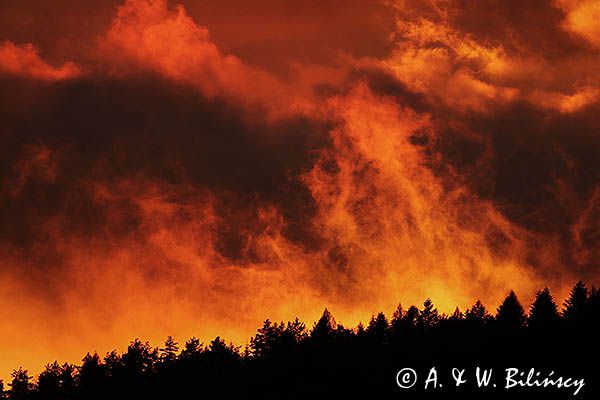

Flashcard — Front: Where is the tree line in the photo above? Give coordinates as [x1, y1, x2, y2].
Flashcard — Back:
[1, 281, 598, 399]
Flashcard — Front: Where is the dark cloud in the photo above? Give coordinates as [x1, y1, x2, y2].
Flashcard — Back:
[448, 0, 586, 56]
[437, 101, 600, 232]
[0, 73, 330, 259]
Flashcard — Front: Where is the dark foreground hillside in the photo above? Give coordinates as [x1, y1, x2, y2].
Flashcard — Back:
[1, 282, 598, 399]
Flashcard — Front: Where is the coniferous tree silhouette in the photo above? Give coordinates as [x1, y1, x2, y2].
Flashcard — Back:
[103, 350, 120, 380]
[122, 339, 158, 378]
[333, 322, 354, 343]
[160, 336, 179, 364]
[356, 322, 366, 336]
[388, 304, 419, 344]
[250, 319, 285, 359]
[198, 336, 242, 396]
[36, 362, 62, 400]
[366, 312, 389, 344]
[173, 337, 204, 396]
[390, 303, 403, 329]
[284, 318, 307, 346]
[36, 361, 75, 400]
[0, 283, 599, 399]
[443, 307, 464, 332]
[528, 287, 560, 330]
[78, 352, 106, 399]
[465, 299, 493, 326]
[389, 303, 406, 342]
[441, 307, 465, 344]
[403, 305, 419, 327]
[395, 304, 420, 340]
[418, 298, 440, 331]
[59, 363, 76, 396]
[157, 335, 179, 395]
[563, 281, 589, 323]
[104, 339, 158, 397]
[449, 307, 464, 320]
[310, 308, 336, 342]
[8, 368, 32, 400]
[496, 290, 526, 330]
[205, 337, 240, 365]
[179, 337, 203, 359]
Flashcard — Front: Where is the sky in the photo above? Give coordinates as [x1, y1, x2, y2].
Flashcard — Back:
[0, 0, 599, 378]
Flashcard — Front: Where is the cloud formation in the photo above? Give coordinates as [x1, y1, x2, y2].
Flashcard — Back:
[0, 41, 81, 80]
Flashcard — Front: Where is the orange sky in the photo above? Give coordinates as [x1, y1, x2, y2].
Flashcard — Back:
[0, 0, 599, 380]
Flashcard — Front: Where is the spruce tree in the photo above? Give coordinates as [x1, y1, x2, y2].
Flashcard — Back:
[418, 298, 440, 331]
[563, 281, 589, 322]
[496, 291, 526, 330]
[465, 300, 492, 326]
[366, 312, 389, 343]
[528, 287, 560, 330]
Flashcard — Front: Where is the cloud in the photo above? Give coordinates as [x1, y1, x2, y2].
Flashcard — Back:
[380, 0, 600, 114]
[0, 41, 81, 80]
[558, 0, 600, 47]
[99, 0, 300, 115]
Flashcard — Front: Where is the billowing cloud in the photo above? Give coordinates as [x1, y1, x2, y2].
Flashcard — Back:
[100, 0, 285, 106]
[0, 41, 81, 80]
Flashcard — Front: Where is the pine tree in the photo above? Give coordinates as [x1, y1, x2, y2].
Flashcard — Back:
[390, 303, 404, 336]
[356, 322, 366, 337]
[37, 361, 62, 398]
[392, 303, 404, 321]
[250, 320, 284, 359]
[180, 338, 203, 359]
[160, 336, 179, 363]
[366, 312, 389, 343]
[528, 287, 560, 330]
[8, 368, 32, 400]
[496, 291, 526, 330]
[418, 298, 440, 331]
[311, 308, 336, 340]
[206, 337, 240, 364]
[402, 305, 420, 328]
[449, 307, 464, 321]
[120, 339, 159, 384]
[285, 318, 307, 344]
[563, 281, 589, 322]
[78, 353, 106, 397]
[465, 300, 492, 326]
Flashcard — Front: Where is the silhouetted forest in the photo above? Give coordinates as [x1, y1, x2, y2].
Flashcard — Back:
[1, 282, 599, 399]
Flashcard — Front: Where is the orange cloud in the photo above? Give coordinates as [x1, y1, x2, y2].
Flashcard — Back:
[379, 4, 600, 114]
[382, 18, 521, 112]
[529, 86, 600, 113]
[100, 0, 306, 115]
[0, 41, 81, 80]
[558, 0, 600, 47]
[303, 83, 545, 309]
